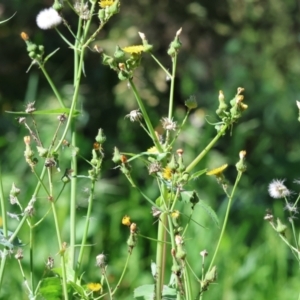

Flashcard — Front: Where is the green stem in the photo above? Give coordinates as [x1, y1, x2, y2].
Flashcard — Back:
[129, 79, 162, 152]
[156, 212, 168, 300]
[76, 179, 96, 276]
[183, 265, 192, 300]
[70, 128, 77, 270]
[47, 167, 68, 299]
[39, 65, 66, 108]
[150, 53, 172, 79]
[207, 171, 242, 272]
[29, 222, 34, 294]
[186, 124, 228, 173]
[168, 54, 177, 120]
[51, 200, 69, 300]
[0, 167, 7, 290]
[111, 253, 131, 296]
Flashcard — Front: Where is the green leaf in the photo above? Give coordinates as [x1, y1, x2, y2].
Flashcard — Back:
[38, 277, 63, 300]
[5, 108, 80, 117]
[190, 168, 207, 180]
[197, 201, 219, 227]
[180, 190, 200, 206]
[68, 281, 87, 299]
[134, 284, 176, 300]
[0, 229, 23, 249]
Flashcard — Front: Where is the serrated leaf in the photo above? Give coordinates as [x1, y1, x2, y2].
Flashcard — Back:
[0, 229, 23, 249]
[134, 284, 176, 300]
[68, 281, 87, 299]
[5, 108, 80, 117]
[197, 201, 219, 227]
[190, 169, 207, 180]
[180, 190, 200, 205]
[38, 277, 62, 300]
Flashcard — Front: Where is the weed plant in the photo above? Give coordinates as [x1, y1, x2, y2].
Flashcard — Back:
[0, 1, 248, 299]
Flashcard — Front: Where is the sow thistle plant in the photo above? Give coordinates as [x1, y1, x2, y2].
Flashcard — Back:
[0, 1, 249, 299]
[264, 102, 300, 267]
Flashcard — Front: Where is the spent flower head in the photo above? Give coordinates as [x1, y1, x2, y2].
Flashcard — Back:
[36, 8, 62, 30]
[268, 179, 291, 199]
[96, 253, 106, 268]
[161, 117, 177, 131]
[125, 109, 142, 122]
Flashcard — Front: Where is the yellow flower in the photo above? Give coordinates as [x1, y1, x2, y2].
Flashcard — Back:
[147, 146, 159, 154]
[122, 215, 131, 226]
[99, 0, 114, 8]
[162, 167, 172, 180]
[87, 282, 102, 292]
[206, 164, 228, 176]
[171, 210, 180, 219]
[122, 45, 145, 54]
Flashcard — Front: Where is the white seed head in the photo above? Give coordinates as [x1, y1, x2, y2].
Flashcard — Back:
[36, 8, 62, 30]
[268, 179, 291, 199]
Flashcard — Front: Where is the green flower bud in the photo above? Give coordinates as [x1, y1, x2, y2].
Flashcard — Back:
[52, 0, 63, 11]
[112, 147, 121, 163]
[114, 45, 125, 59]
[175, 245, 186, 260]
[205, 266, 217, 283]
[170, 36, 182, 50]
[106, 0, 120, 16]
[27, 44, 37, 52]
[98, 9, 106, 22]
[235, 150, 247, 173]
[29, 51, 36, 59]
[102, 53, 115, 66]
[276, 218, 287, 234]
[95, 128, 106, 143]
[185, 95, 197, 110]
[118, 70, 129, 81]
[167, 155, 178, 171]
[38, 45, 44, 53]
[167, 47, 176, 57]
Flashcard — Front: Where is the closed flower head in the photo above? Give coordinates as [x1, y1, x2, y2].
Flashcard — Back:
[268, 179, 291, 199]
[36, 8, 62, 30]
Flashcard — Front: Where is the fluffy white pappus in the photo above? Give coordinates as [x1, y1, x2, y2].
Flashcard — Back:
[36, 8, 62, 30]
[268, 179, 291, 199]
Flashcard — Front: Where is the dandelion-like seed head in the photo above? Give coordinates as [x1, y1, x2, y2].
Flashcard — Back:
[36, 8, 62, 30]
[125, 109, 142, 122]
[161, 117, 177, 131]
[96, 253, 106, 268]
[268, 179, 291, 199]
[74, 2, 90, 20]
[284, 202, 298, 214]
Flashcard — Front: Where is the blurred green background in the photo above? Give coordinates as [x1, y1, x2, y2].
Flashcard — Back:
[1, 0, 300, 299]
